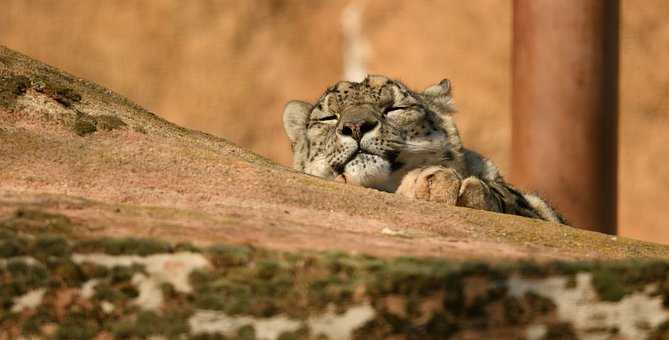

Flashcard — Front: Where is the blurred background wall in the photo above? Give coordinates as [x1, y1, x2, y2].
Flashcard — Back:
[2, 0, 668, 244]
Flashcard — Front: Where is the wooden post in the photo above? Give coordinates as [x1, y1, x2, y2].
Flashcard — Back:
[511, 0, 619, 234]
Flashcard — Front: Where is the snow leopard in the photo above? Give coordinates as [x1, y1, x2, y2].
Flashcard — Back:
[282, 75, 564, 223]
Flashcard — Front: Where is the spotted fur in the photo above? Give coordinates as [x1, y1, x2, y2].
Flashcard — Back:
[283, 75, 564, 223]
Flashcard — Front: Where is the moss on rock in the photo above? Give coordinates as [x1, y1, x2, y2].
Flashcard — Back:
[32, 77, 82, 108]
[0, 209, 75, 236]
[0, 74, 29, 110]
[73, 237, 173, 256]
[71, 113, 127, 136]
[0, 232, 669, 338]
[94, 114, 126, 131]
[72, 115, 97, 136]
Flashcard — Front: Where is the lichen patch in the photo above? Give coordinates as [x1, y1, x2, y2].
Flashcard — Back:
[189, 304, 375, 340]
[131, 273, 164, 310]
[72, 252, 209, 309]
[525, 324, 547, 340]
[308, 304, 376, 339]
[79, 279, 99, 299]
[101, 301, 115, 314]
[189, 310, 301, 339]
[509, 273, 669, 339]
[11, 288, 46, 313]
[0, 256, 39, 267]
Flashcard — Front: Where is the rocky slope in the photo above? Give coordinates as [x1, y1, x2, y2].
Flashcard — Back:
[2, 46, 669, 339]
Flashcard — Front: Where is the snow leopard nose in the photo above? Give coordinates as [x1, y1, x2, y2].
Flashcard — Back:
[339, 120, 378, 141]
[338, 106, 379, 141]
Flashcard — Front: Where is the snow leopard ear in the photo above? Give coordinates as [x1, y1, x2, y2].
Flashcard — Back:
[421, 79, 457, 114]
[283, 100, 312, 170]
[283, 100, 311, 145]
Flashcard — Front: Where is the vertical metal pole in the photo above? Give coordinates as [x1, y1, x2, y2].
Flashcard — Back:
[511, 0, 618, 233]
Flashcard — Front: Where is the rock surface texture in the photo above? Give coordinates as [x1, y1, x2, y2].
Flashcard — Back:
[2, 46, 669, 339]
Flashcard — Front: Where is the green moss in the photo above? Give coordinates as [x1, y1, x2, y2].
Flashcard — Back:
[422, 312, 460, 339]
[0, 208, 75, 236]
[174, 242, 201, 253]
[94, 114, 126, 131]
[0, 237, 28, 258]
[584, 260, 669, 303]
[0, 55, 11, 67]
[110, 310, 191, 339]
[54, 311, 100, 340]
[368, 257, 461, 296]
[191, 274, 252, 314]
[133, 125, 148, 134]
[277, 327, 309, 340]
[72, 112, 128, 136]
[256, 259, 281, 279]
[208, 244, 252, 267]
[5, 259, 49, 292]
[32, 78, 81, 108]
[92, 281, 132, 302]
[82, 264, 145, 304]
[54, 87, 81, 106]
[0, 74, 29, 109]
[71, 111, 126, 136]
[237, 324, 256, 340]
[72, 117, 97, 136]
[47, 258, 86, 286]
[188, 333, 226, 340]
[78, 262, 110, 279]
[591, 268, 630, 302]
[73, 237, 172, 256]
[0, 228, 18, 240]
[192, 247, 510, 322]
[109, 264, 145, 283]
[189, 333, 226, 340]
[21, 306, 54, 335]
[33, 235, 71, 259]
[546, 261, 590, 277]
[542, 322, 578, 340]
[517, 261, 549, 278]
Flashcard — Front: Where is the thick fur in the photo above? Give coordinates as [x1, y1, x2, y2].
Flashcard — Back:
[283, 75, 564, 223]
